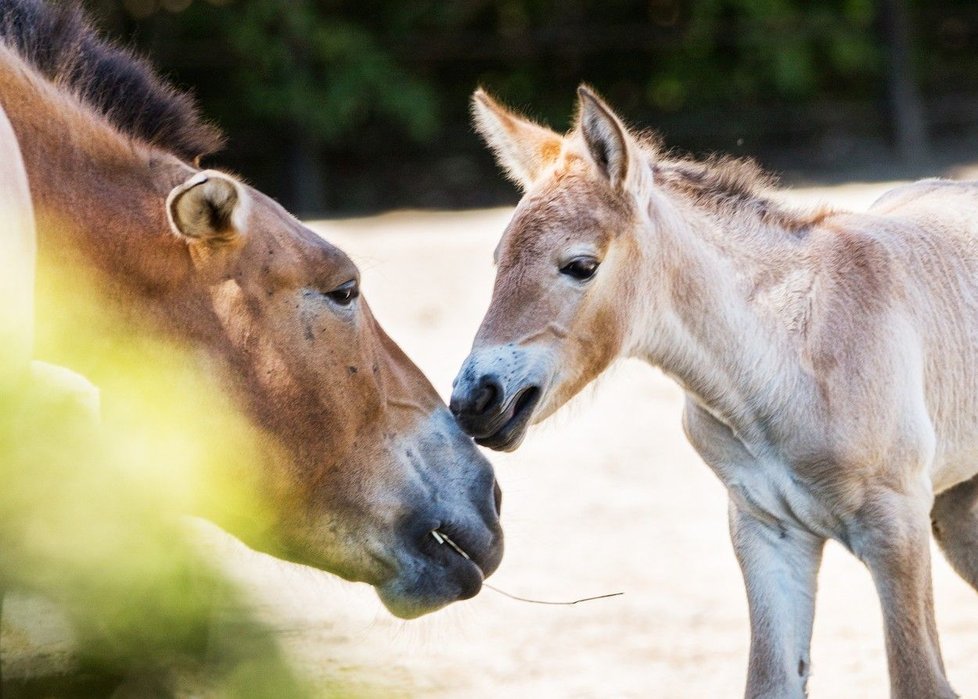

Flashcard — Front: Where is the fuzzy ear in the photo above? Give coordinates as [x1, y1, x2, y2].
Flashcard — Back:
[166, 171, 248, 244]
[576, 86, 640, 190]
[471, 88, 563, 189]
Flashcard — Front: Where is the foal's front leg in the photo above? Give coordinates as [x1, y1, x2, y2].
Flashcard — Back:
[728, 502, 825, 699]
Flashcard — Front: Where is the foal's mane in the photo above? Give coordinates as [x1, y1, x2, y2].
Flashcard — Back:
[641, 136, 829, 232]
[0, 0, 223, 163]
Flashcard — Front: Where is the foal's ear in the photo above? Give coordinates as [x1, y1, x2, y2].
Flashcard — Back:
[471, 88, 563, 189]
[166, 171, 249, 244]
[576, 86, 642, 191]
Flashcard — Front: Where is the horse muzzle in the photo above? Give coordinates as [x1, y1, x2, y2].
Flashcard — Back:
[378, 491, 504, 619]
[376, 410, 505, 618]
[450, 346, 549, 452]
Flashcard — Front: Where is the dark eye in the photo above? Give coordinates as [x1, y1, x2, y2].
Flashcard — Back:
[324, 279, 359, 306]
[559, 256, 599, 281]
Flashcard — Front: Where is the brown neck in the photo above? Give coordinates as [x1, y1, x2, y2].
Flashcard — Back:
[0, 47, 198, 313]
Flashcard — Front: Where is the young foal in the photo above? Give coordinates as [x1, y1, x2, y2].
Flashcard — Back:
[451, 86, 978, 697]
[0, 0, 502, 620]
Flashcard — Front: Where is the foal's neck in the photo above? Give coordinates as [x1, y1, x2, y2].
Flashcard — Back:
[635, 193, 817, 448]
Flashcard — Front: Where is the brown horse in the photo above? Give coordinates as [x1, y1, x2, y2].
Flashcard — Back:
[452, 86, 978, 696]
[0, 1, 502, 620]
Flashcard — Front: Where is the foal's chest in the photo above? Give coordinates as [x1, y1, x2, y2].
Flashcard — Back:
[682, 400, 844, 540]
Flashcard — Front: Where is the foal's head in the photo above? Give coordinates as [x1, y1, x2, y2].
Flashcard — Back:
[451, 87, 654, 450]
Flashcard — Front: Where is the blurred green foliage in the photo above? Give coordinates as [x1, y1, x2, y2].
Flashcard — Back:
[225, 1, 438, 144]
[80, 0, 978, 212]
[0, 260, 358, 695]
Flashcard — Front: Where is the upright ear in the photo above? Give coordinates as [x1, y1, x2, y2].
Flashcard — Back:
[471, 88, 563, 189]
[166, 171, 249, 244]
[576, 86, 643, 191]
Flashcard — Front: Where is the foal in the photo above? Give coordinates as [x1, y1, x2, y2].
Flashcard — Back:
[451, 85, 978, 697]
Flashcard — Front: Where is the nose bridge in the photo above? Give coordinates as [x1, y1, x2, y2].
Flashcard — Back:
[361, 300, 443, 413]
[478, 260, 584, 355]
[472, 299, 513, 351]
[395, 407, 498, 523]
[412, 407, 484, 474]
[476, 280, 538, 349]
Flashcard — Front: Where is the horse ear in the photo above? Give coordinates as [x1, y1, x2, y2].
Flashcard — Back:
[576, 85, 640, 191]
[167, 171, 248, 244]
[471, 88, 563, 189]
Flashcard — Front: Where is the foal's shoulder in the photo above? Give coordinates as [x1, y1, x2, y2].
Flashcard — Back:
[801, 215, 901, 317]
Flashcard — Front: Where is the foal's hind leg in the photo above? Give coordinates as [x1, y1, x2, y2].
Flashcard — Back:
[932, 472, 978, 591]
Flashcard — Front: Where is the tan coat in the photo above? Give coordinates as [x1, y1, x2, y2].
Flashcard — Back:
[452, 85, 978, 697]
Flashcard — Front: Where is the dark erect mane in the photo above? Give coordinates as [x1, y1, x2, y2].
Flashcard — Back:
[0, 0, 223, 162]
[652, 149, 829, 232]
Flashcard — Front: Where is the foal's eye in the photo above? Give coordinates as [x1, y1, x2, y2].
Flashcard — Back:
[324, 279, 359, 306]
[559, 256, 600, 281]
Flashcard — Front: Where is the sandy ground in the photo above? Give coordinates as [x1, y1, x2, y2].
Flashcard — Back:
[9, 180, 978, 697]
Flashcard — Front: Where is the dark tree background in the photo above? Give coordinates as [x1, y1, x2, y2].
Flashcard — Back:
[81, 0, 978, 215]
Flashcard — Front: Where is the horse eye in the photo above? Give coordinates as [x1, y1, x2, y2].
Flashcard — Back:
[324, 279, 359, 306]
[559, 256, 599, 281]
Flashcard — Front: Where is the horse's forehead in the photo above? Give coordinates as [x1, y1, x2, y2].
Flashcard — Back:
[502, 174, 624, 258]
[248, 189, 351, 270]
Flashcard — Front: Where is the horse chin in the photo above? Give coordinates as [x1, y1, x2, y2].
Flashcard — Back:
[376, 558, 485, 620]
[474, 386, 540, 452]
[475, 422, 530, 452]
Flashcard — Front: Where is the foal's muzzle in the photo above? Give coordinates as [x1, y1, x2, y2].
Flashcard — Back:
[450, 347, 547, 452]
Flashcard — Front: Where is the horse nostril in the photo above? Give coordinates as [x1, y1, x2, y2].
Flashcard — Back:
[450, 374, 506, 433]
[472, 380, 499, 415]
[493, 479, 503, 516]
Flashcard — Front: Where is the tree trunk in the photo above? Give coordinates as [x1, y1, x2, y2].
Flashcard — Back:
[879, 0, 929, 166]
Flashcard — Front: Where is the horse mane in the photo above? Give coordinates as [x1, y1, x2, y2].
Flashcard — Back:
[650, 146, 830, 232]
[0, 0, 223, 163]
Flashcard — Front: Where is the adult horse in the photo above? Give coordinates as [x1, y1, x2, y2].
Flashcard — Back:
[0, 0, 502, 620]
[451, 86, 978, 697]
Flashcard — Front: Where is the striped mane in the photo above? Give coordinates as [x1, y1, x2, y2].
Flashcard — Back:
[654, 152, 830, 232]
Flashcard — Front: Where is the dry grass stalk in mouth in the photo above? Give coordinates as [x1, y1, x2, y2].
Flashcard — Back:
[430, 530, 623, 606]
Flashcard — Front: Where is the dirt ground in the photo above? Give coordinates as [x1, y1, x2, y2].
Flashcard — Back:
[12, 181, 978, 697]
[242, 181, 978, 698]
[214, 180, 978, 698]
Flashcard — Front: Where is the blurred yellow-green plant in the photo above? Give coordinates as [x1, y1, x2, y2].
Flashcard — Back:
[0, 258, 331, 695]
